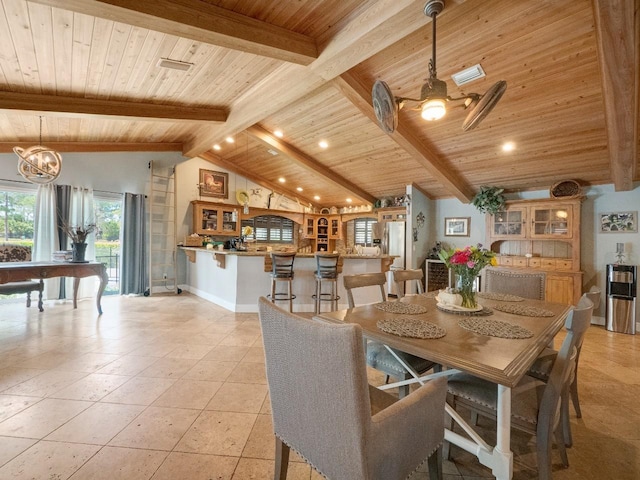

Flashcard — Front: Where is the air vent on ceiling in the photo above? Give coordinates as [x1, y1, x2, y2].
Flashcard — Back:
[267, 149, 279, 156]
[156, 58, 193, 72]
[451, 64, 486, 86]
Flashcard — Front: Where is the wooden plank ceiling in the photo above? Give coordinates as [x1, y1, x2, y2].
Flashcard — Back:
[0, 0, 637, 208]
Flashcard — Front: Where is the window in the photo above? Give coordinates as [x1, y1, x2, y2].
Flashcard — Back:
[354, 218, 377, 246]
[94, 196, 122, 295]
[0, 188, 36, 243]
[242, 215, 294, 244]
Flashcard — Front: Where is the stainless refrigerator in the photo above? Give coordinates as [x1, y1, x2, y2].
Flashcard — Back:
[384, 221, 406, 296]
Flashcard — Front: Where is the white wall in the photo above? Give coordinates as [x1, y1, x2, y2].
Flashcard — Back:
[406, 185, 434, 272]
[1, 151, 185, 194]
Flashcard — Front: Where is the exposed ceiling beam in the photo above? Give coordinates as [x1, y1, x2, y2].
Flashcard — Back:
[592, 0, 638, 191]
[0, 91, 227, 123]
[246, 124, 377, 205]
[332, 72, 475, 203]
[199, 151, 317, 207]
[29, 0, 318, 65]
[184, 0, 432, 157]
[0, 142, 182, 152]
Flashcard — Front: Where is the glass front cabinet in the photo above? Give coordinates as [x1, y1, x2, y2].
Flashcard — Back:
[191, 200, 240, 236]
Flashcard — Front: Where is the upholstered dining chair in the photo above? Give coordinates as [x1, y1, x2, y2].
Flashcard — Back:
[393, 268, 424, 299]
[528, 294, 594, 446]
[483, 267, 546, 300]
[343, 272, 437, 398]
[258, 297, 447, 480]
[445, 297, 593, 480]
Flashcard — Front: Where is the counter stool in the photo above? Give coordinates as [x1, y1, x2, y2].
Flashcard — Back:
[312, 253, 341, 314]
[268, 252, 296, 312]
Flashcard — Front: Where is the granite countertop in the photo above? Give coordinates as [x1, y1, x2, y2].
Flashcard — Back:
[179, 246, 393, 259]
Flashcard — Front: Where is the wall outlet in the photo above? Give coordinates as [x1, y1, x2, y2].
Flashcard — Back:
[163, 273, 167, 280]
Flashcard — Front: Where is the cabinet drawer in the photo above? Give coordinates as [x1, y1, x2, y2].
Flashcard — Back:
[541, 258, 557, 269]
[498, 256, 513, 266]
[528, 257, 541, 268]
[513, 257, 528, 267]
[556, 259, 574, 271]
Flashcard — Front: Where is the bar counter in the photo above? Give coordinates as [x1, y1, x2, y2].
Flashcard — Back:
[180, 247, 396, 312]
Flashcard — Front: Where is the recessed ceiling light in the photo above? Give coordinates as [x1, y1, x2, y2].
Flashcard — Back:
[278, 177, 286, 183]
[318, 140, 328, 149]
[274, 130, 283, 138]
[296, 187, 303, 192]
[346, 198, 352, 203]
[267, 149, 279, 156]
[314, 195, 320, 201]
[212, 144, 221, 151]
[502, 141, 516, 152]
[225, 136, 235, 143]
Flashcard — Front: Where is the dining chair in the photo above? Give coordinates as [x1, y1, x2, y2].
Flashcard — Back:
[343, 272, 437, 398]
[258, 297, 447, 480]
[483, 267, 546, 300]
[393, 268, 424, 299]
[527, 294, 594, 446]
[445, 297, 593, 480]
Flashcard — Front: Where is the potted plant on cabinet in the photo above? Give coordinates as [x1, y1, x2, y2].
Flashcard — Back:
[471, 186, 506, 215]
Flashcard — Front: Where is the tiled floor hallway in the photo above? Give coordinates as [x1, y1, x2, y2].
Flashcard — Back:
[0, 293, 638, 479]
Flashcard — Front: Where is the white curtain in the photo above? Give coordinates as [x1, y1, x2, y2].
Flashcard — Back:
[65, 187, 97, 298]
[33, 184, 60, 300]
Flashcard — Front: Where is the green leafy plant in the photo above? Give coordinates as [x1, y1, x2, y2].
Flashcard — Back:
[471, 186, 506, 215]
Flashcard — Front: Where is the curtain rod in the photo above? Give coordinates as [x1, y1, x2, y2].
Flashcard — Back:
[0, 177, 124, 196]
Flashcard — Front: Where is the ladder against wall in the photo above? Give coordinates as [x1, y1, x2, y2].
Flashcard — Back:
[148, 161, 180, 295]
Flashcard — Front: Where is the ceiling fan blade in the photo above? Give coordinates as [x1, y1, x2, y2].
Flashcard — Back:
[462, 80, 507, 131]
[372, 80, 398, 134]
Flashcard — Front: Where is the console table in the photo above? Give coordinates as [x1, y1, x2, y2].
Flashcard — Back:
[0, 261, 109, 314]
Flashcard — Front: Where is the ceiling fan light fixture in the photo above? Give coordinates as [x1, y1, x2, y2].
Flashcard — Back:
[421, 99, 446, 121]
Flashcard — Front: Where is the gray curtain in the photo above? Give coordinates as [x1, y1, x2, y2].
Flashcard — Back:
[120, 193, 147, 295]
[56, 185, 71, 299]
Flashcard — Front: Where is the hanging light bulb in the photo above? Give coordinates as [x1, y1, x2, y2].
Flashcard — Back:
[14, 116, 62, 184]
[421, 99, 446, 120]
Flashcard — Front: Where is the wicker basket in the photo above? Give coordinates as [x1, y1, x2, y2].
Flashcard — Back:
[184, 235, 203, 247]
[550, 180, 582, 199]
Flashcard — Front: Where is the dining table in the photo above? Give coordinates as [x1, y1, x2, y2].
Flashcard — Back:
[314, 292, 571, 480]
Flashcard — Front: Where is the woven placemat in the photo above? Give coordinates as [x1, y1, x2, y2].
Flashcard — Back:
[477, 292, 525, 302]
[436, 304, 493, 316]
[377, 317, 446, 339]
[459, 318, 534, 339]
[492, 304, 555, 317]
[374, 302, 428, 315]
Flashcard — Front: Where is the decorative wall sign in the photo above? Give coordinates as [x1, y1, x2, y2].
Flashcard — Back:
[199, 169, 228, 199]
[599, 211, 637, 233]
[444, 217, 470, 237]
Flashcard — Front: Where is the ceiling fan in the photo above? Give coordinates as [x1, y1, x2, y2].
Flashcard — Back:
[372, 0, 507, 134]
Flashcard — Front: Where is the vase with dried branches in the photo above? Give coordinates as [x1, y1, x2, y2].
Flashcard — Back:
[62, 222, 96, 262]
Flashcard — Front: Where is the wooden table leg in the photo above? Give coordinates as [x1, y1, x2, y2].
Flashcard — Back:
[96, 265, 108, 315]
[73, 278, 80, 309]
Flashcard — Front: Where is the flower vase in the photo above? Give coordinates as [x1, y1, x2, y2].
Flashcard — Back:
[71, 242, 87, 263]
[456, 272, 478, 309]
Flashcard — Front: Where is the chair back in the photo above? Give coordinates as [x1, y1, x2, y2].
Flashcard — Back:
[585, 285, 601, 310]
[270, 252, 295, 278]
[393, 269, 424, 299]
[258, 297, 372, 479]
[343, 272, 387, 308]
[483, 268, 546, 300]
[315, 253, 340, 279]
[538, 296, 593, 423]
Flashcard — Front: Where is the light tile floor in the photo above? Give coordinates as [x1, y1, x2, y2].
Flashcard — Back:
[0, 294, 637, 479]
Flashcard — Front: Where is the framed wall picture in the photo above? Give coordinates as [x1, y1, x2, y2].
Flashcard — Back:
[199, 169, 228, 199]
[599, 211, 638, 233]
[444, 217, 470, 236]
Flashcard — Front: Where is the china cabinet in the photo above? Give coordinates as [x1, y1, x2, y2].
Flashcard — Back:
[303, 214, 341, 251]
[485, 198, 582, 304]
[191, 201, 240, 236]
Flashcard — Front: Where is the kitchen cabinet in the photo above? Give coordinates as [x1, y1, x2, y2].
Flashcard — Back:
[191, 200, 240, 236]
[303, 214, 341, 251]
[486, 198, 582, 304]
[304, 215, 317, 239]
[377, 207, 407, 222]
[329, 217, 341, 239]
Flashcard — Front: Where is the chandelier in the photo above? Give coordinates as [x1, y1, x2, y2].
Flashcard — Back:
[14, 116, 62, 184]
